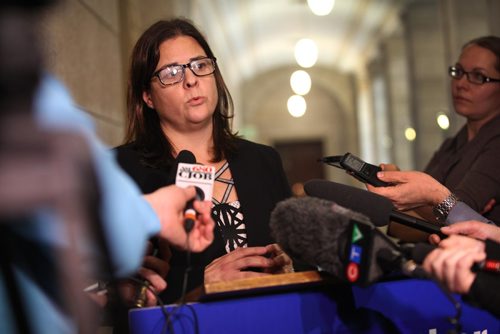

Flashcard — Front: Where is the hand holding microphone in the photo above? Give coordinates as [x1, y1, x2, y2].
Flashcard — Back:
[418, 235, 487, 294]
[134, 150, 216, 307]
[437, 220, 500, 244]
[143, 185, 214, 251]
[132, 150, 215, 307]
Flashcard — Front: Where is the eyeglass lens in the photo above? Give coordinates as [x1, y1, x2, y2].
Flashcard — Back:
[156, 58, 215, 85]
[449, 66, 500, 84]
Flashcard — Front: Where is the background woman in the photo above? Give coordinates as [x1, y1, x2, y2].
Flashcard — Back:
[369, 36, 500, 234]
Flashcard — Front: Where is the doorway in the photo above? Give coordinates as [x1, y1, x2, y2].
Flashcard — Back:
[274, 140, 325, 196]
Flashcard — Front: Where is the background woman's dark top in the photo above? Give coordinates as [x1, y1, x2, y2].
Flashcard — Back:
[425, 115, 500, 225]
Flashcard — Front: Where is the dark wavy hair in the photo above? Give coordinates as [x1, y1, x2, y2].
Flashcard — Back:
[463, 35, 500, 72]
[124, 18, 238, 168]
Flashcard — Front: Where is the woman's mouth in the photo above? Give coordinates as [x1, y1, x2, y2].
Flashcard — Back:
[188, 96, 205, 106]
[453, 95, 471, 104]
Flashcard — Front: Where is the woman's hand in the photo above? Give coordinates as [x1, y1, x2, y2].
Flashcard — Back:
[422, 235, 485, 294]
[379, 163, 400, 172]
[263, 243, 294, 274]
[204, 246, 281, 283]
[429, 220, 500, 245]
[367, 170, 450, 211]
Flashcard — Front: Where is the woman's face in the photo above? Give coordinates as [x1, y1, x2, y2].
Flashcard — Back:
[144, 35, 218, 132]
[452, 44, 500, 123]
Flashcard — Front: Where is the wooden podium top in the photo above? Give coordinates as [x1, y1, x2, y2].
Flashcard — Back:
[185, 270, 333, 302]
[205, 270, 324, 294]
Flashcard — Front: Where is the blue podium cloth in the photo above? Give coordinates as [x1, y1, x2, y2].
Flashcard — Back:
[129, 279, 499, 334]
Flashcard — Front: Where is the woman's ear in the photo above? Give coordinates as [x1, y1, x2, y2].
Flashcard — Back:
[142, 91, 154, 109]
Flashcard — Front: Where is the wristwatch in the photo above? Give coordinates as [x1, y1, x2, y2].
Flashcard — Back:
[433, 193, 458, 222]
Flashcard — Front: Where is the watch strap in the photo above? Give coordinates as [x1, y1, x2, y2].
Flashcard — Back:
[433, 193, 458, 222]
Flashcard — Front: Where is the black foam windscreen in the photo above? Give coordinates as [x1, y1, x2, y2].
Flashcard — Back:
[304, 179, 393, 227]
[176, 150, 196, 163]
[270, 196, 372, 279]
[271, 196, 417, 285]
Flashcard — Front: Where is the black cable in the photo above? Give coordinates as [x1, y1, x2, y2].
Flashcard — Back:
[126, 276, 173, 334]
[185, 304, 200, 334]
[159, 233, 200, 334]
[127, 201, 205, 334]
[127, 234, 200, 334]
[442, 286, 462, 334]
[179, 249, 192, 306]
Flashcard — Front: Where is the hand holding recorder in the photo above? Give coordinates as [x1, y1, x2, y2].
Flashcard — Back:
[319, 152, 390, 187]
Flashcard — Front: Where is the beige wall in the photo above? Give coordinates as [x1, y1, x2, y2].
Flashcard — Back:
[40, 0, 177, 146]
[41, 0, 124, 145]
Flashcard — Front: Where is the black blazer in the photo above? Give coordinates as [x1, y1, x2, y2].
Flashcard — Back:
[114, 138, 292, 303]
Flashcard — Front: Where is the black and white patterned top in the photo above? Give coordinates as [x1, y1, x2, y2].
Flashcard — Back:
[211, 161, 248, 253]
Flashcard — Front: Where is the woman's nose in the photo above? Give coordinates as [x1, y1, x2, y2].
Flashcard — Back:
[454, 74, 469, 89]
[183, 67, 198, 88]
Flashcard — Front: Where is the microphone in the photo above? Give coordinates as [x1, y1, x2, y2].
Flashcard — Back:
[171, 150, 199, 232]
[270, 196, 423, 285]
[303, 179, 445, 237]
[173, 150, 215, 233]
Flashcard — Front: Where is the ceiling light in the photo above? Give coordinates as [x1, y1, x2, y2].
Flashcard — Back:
[404, 127, 416, 141]
[290, 70, 311, 95]
[294, 38, 318, 68]
[436, 113, 450, 130]
[307, 0, 335, 16]
[287, 95, 307, 118]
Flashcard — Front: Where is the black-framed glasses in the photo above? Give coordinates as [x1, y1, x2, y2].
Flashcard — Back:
[448, 66, 500, 85]
[153, 57, 217, 86]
